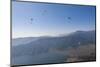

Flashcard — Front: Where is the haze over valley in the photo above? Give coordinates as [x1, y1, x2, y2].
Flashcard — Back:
[11, 30, 96, 65]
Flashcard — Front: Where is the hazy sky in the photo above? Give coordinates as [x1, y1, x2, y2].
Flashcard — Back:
[12, 1, 96, 38]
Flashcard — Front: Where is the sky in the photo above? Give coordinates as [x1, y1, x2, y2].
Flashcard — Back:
[12, 1, 96, 38]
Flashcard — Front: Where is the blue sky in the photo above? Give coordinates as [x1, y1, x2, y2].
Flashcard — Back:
[12, 1, 96, 38]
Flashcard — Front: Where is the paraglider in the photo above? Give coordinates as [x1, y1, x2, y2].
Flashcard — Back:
[30, 18, 34, 24]
[67, 17, 71, 20]
[42, 10, 47, 15]
[30, 18, 33, 21]
[66, 16, 72, 23]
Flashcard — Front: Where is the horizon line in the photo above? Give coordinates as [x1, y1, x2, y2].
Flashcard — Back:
[12, 29, 95, 39]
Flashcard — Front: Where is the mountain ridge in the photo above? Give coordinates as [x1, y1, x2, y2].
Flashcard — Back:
[11, 30, 96, 65]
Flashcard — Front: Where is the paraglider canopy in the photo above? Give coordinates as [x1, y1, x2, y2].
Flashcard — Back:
[29, 18, 34, 24]
[65, 16, 72, 23]
[67, 17, 71, 20]
[30, 18, 33, 21]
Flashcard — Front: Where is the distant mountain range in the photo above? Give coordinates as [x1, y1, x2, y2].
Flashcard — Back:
[11, 30, 96, 65]
[12, 30, 95, 46]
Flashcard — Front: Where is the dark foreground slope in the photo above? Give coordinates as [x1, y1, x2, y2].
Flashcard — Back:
[11, 30, 96, 66]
